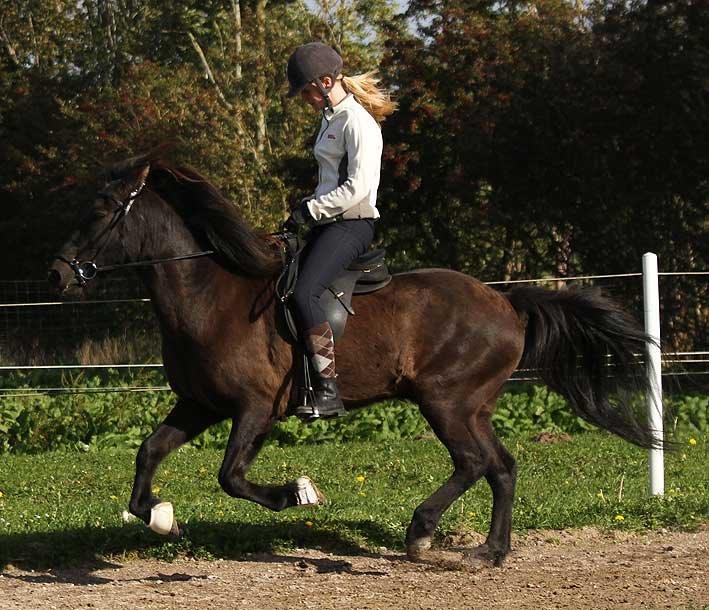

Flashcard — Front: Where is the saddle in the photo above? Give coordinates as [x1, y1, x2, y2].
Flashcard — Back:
[275, 231, 392, 342]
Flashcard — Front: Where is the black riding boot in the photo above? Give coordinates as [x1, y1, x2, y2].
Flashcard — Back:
[294, 322, 346, 420]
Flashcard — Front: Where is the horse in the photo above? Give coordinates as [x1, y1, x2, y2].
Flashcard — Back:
[48, 152, 661, 566]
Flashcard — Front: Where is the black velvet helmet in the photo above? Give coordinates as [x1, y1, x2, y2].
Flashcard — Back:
[286, 42, 343, 98]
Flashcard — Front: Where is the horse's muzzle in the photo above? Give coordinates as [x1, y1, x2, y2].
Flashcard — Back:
[47, 258, 79, 296]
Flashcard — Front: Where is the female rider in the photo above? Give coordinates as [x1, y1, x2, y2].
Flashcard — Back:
[285, 42, 396, 420]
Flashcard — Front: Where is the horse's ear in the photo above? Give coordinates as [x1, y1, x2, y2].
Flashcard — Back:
[135, 163, 150, 186]
[122, 162, 150, 194]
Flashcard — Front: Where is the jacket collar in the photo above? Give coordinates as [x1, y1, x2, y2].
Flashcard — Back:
[323, 93, 355, 119]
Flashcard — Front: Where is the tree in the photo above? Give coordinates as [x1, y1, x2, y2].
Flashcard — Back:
[379, 0, 707, 349]
[0, 0, 400, 277]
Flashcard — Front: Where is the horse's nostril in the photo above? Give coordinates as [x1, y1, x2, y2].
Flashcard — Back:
[48, 269, 62, 288]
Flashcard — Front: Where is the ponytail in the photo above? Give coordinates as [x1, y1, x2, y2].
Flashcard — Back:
[341, 71, 397, 123]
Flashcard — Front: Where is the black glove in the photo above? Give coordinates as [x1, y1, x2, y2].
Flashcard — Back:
[283, 200, 314, 232]
[290, 194, 314, 212]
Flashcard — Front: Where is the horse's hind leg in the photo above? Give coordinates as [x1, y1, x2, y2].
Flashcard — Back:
[405, 402, 488, 560]
[474, 413, 517, 565]
[129, 399, 224, 532]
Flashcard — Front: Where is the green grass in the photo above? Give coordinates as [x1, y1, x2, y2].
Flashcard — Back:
[0, 432, 706, 568]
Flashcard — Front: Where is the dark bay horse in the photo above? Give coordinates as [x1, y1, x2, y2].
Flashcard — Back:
[48, 154, 660, 565]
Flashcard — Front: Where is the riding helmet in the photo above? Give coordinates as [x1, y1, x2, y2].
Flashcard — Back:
[286, 42, 343, 97]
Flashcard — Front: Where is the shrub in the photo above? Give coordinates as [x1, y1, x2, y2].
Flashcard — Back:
[0, 370, 705, 453]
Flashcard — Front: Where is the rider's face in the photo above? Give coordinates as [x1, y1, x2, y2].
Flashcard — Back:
[300, 84, 325, 110]
[299, 76, 334, 111]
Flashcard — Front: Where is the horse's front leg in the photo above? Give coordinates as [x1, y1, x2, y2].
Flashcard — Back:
[128, 399, 224, 534]
[218, 407, 324, 511]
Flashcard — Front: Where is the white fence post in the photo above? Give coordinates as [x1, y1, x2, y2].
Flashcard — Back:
[642, 252, 664, 496]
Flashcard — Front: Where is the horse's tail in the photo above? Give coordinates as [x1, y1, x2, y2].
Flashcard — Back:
[505, 286, 664, 449]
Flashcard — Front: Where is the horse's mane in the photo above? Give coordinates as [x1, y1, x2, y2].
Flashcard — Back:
[109, 153, 281, 278]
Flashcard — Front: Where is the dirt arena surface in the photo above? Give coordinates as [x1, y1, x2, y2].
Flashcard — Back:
[1, 527, 706, 610]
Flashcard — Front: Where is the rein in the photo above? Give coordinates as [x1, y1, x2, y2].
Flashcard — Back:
[55, 250, 216, 286]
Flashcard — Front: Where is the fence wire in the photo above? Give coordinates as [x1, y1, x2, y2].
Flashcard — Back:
[1, 270, 706, 396]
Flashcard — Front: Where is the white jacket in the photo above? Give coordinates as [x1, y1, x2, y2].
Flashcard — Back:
[305, 94, 382, 221]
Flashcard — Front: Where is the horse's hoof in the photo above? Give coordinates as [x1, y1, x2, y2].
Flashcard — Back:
[169, 518, 182, 538]
[489, 548, 509, 567]
[121, 510, 137, 524]
[462, 543, 508, 566]
[294, 477, 326, 506]
[148, 501, 175, 535]
[406, 537, 432, 560]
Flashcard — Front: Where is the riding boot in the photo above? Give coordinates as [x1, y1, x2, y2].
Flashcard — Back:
[294, 321, 346, 420]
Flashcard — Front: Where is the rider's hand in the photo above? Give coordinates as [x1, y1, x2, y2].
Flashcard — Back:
[290, 194, 314, 212]
[283, 200, 314, 232]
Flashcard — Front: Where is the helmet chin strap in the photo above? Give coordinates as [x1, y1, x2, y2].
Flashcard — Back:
[314, 77, 335, 112]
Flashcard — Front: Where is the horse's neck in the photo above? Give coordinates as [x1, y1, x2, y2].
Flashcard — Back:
[132, 194, 276, 344]
[131, 206, 227, 337]
[139, 257, 219, 335]
[143, 262, 276, 352]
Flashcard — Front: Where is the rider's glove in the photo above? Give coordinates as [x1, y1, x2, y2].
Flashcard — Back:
[283, 200, 314, 232]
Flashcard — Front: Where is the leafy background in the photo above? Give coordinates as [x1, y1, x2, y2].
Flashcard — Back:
[0, 0, 706, 452]
[0, 0, 706, 356]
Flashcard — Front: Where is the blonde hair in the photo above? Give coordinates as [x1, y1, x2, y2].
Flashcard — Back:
[341, 71, 397, 123]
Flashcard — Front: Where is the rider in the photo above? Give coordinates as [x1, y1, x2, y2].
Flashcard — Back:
[285, 42, 396, 420]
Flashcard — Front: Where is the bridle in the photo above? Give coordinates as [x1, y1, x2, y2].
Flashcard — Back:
[54, 176, 214, 287]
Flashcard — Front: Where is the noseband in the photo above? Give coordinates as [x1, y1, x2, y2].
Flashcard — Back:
[54, 176, 213, 287]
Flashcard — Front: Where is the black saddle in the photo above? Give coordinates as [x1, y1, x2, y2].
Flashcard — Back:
[276, 232, 392, 341]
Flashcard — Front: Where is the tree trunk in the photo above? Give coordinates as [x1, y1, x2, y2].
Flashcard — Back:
[98, 0, 118, 85]
[187, 32, 233, 110]
[28, 14, 39, 67]
[231, 0, 242, 81]
[255, 0, 268, 155]
[0, 20, 20, 67]
[551, 224, 572, 290]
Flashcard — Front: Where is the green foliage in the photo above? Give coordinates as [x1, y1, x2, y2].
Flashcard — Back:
[382, 0, 708, 274]
[271, 400, 430, 445]
[668, 394, 709, 434]
[1, 371, 706, 453]
[0, 370, 174, 453]
[492, 385, 597, 437]
[0, 434, 706, 567]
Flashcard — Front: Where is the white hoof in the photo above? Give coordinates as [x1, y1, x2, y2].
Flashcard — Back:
[121, 510, 137, 523]
[148, 501, 175, 535]
[294, 476, 324, 506]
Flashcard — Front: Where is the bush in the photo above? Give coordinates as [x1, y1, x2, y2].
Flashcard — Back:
[0, 369, 172, 453]
[0, 370, 705, 453]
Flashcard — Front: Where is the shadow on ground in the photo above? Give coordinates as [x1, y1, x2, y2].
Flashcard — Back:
[0, 518, 403, 572]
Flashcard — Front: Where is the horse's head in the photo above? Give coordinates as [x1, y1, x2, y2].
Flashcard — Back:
[48, 162, 151, 296]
